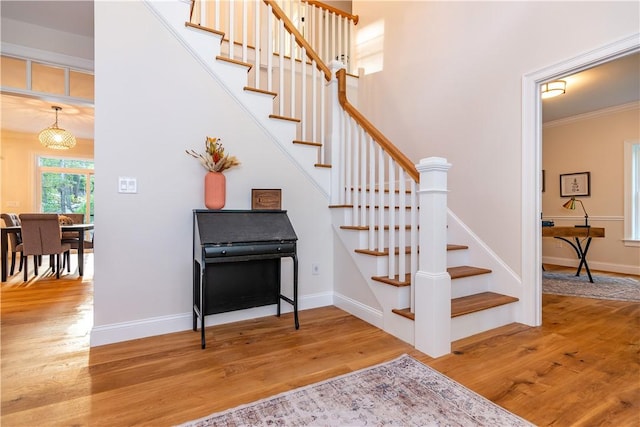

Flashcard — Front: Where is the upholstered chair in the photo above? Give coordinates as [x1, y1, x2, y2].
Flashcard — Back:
[59, 213, 90, 272]
[1, 213, 24, 276]
[18, 214, 71, 281]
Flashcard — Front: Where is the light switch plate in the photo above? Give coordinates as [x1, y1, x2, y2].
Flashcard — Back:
[118, 177, 137, 193]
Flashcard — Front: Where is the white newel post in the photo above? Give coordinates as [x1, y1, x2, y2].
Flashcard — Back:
[328, 61, 344, 205]
[414, 157, 452, 357]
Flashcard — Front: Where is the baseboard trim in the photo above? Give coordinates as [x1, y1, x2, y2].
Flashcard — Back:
[90, 292, 333, 347]
[333, 292, 383, 329]
[542, 256, 640, 276]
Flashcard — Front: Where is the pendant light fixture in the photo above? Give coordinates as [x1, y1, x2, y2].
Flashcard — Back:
[38, 106, 77, 149]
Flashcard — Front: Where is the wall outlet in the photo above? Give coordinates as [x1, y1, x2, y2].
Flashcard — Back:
[311, 263, 320, 275]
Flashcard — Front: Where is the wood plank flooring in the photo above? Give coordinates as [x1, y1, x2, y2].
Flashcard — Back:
[1, 258, 639, 426]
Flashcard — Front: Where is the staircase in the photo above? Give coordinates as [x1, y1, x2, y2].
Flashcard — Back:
[145, 0, 524, 357]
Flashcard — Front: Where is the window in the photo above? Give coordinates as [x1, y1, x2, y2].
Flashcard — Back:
[38, 156, 94, 223]
[624, 140, 640, 245]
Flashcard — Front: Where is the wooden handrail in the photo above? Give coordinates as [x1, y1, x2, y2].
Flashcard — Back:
[264, 0, 332, 81]
[337, 69, 419, 182]
[301, 0, 359, 24]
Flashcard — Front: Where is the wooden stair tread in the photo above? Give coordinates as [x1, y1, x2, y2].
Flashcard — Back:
[451, 292, 519, 317]
[184, 22, 225, 37]
[340, 225, 416, 231]
[392, 292, 518, 321]
[372, 265, 490, 286]
[216, 56, 252, 70]
[244, 86, 277, 97]
[355, 245, 469, 257]
[328, 204, 414, 210]
[392, 307, 414, 320]
[448, 265, 492, 279]
[315, 163, 331, 168]
[349, 186, 412, 195]
[293, 140, 322, 147]
[269, 114, 301, 123]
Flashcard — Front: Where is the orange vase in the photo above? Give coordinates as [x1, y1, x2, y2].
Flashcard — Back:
[204, 171, 226, 209]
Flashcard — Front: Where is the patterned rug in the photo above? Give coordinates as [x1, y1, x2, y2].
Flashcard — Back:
[178, 354, 533, 426]
[543, 272, 640, 302]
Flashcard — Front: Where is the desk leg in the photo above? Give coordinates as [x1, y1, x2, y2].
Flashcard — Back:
[574, 237, 594, 283]
[1, 230, 8, 282]
[293, 254, 299, 329]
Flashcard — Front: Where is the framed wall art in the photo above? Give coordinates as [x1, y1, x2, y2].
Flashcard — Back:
[560, 172, 590, 197]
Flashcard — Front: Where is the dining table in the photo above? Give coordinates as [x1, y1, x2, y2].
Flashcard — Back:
[1, 223, 94, 282]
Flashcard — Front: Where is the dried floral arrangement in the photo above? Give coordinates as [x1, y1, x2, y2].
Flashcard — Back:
[186, 136, 240, 173]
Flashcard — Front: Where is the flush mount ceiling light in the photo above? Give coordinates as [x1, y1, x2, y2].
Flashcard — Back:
[540, 80, 566, 99]
[38, 106, 77, 149]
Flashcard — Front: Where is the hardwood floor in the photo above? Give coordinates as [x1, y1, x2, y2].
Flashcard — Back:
[2, 258, 639, 426]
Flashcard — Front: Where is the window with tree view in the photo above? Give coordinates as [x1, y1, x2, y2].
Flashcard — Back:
[38, 157, 94, 223]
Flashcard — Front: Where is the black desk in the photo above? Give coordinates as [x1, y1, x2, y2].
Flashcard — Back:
[192, 210, 298, 349]
[542, 226, 605, 283]
[1, 224, 94, 282]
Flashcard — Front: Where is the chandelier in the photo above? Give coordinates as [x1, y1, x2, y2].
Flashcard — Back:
[38, 106, 77, 149]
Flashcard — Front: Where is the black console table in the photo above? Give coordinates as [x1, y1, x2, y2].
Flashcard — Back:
[192, 209, 299, 349]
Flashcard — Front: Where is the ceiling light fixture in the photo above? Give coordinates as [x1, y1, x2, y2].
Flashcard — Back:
[540, 80, 566, 99]
[38, 106, 76, 149]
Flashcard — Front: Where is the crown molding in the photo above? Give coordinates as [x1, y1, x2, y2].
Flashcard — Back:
[544, 101, 639, 128]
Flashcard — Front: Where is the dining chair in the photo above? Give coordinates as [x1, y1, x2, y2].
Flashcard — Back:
[1, 213, 24, 276]
[18, 214, 71, 281]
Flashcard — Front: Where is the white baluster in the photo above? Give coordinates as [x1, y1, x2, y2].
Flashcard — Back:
[214, 0, 220, 29]
[301, 47, 307, 141]
[388, 158, 396, 279]
[398, 170, 406, 282]
[267, 5, 273, 92]
[410, 179, 418, 312]
[290, 33, 295, 118]
[229, 0, 235, 59]
[254, 0, 261, 88]
[242, 0, 248, 62]
[377, 146, 385, 252]
[359, 127, 367, 226]
[368, 137, 375, 251]
[279, 20, 285, 116]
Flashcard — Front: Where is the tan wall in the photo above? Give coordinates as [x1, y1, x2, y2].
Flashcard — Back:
[542, 104, 640, 274]
[0, 129, 94, 216]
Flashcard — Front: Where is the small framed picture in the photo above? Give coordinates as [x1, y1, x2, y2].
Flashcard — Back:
[252, 189, 281, 210]
[560, 172, 590, 197]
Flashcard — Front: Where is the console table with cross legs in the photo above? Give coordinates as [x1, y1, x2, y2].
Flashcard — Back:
[542, 226, 605, 283]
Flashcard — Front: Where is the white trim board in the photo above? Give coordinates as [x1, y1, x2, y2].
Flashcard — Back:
[521, 33, 640, 327]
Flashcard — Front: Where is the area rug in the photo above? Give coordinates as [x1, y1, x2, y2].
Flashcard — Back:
[178, 354, 533, 426]
[543, 272, 640, 302]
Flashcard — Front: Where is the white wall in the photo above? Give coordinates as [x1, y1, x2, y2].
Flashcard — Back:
[352, 1, 639, 276]
[92, 1, 334, 345]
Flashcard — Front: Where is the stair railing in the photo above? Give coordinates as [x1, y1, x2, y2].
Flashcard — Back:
[189, 0, 339, 162]
[189, 0, 358, 74]
[335, 67, 419, 306]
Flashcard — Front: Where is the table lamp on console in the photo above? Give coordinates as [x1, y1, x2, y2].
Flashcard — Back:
[562, 197, 590, 228]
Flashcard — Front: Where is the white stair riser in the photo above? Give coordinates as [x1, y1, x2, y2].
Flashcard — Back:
[446, 249, 469, 267]
[451, 274, 490, 298]
[371, 282, 411, 311]
[451, 302, 518, 341]
[337, 207, 416, 228]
